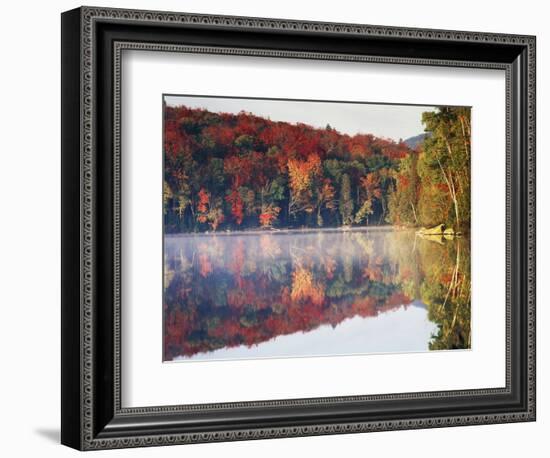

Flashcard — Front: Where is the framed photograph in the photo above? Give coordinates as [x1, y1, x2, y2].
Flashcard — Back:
[61, 6, 536, 450]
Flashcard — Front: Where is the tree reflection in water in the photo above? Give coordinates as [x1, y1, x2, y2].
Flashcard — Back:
[163, 229, 471, 361]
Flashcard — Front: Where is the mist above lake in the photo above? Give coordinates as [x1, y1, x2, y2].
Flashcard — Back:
[163, 228, 471, 362]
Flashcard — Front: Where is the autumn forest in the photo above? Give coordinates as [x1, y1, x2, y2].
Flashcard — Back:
[163, 98, 472, 360]
[163, 101, 471, 233]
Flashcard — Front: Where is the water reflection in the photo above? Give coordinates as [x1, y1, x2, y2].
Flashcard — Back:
[163, 229, 471, 361]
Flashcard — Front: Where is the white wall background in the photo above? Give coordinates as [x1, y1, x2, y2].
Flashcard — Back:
[0, 0, 545, 456]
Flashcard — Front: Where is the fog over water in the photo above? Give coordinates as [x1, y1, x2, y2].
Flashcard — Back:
[163, 228, 469, 362]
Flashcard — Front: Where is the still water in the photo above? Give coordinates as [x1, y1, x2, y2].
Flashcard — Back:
[163, 228, 471, 362]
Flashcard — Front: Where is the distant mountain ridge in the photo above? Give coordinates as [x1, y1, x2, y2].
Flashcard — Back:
[404, 132, 431, 150]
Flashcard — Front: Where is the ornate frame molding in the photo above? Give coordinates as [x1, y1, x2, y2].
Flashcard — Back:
[61, 6, 536, 450]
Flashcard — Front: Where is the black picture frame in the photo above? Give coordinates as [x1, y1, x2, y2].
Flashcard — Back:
[61, 6, 536, 450]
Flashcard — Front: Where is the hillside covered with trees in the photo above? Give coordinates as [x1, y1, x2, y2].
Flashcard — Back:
[163, 103, 471, 233]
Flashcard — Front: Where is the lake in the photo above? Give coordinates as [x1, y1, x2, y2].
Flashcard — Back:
[163, 228, 471, 362]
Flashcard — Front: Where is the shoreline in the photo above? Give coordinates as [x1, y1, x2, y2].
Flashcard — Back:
[165, 225, 415, 238]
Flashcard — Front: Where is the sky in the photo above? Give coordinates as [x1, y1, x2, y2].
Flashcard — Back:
[172, 304, 438, 363]
[164, 95, 437, 142]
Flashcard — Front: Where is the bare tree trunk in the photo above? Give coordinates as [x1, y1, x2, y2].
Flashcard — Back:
[459, 116, 470, 157]
[449, 175, 460, 229]
[445, 137, 464, 204]
[436, 157, 460, 229]
[410, 201, 418, 224]
[288, 190, 292, 221]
